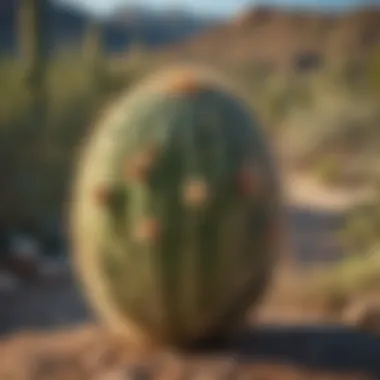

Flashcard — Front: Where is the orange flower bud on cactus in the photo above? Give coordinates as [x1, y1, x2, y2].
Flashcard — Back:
[165, 70, 202, 96]
[93, 185, 110, 205]
[126, 145, 159, 182]
[237, 164, 262, 198]
[135, 218, 160, 244]
[183, 179, 208, 207]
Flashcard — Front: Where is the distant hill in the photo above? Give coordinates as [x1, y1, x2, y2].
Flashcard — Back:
[161, 6, 380, 72]
[0, 0, 217, 56]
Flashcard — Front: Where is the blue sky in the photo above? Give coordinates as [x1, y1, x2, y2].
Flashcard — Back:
[60, 0, 378, 17]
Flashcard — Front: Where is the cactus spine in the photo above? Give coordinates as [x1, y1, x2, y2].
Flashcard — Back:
[71, 67, 282, 348]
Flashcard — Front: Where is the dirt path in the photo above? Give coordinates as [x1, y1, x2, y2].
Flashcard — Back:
[0, 174, 378, 379]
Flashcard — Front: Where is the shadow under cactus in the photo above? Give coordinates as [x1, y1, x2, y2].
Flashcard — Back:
[188, 325, 380, 376]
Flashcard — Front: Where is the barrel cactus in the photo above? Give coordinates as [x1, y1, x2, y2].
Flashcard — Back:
[71, 66, 283, 349]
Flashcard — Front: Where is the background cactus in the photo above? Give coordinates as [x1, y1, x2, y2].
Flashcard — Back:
[83, 18, 106, 96]
[71, 66, 283, 348]
[18, 0, 48, 139]
[17, 0, 50, 223]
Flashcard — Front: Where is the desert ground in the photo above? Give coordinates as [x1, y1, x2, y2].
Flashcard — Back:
[2, 2, 380, 378]
[0, 173, 379, 380]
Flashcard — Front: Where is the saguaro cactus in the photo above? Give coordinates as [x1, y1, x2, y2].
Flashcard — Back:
[83, 18, 106, 95]
[18, 0, 48, 115]
[17, 0, 50, 220]
[71, 66, 283, 348]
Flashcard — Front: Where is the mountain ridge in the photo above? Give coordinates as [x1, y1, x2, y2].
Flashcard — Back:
[0, 0, 217, 55]
[160, 6, 380, 72]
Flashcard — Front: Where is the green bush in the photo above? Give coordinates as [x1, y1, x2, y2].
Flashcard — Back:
[312, 155, 342, 186]
[341, 198, 380, 254]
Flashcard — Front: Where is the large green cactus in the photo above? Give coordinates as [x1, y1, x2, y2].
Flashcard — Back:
[71, 66, 283, 348]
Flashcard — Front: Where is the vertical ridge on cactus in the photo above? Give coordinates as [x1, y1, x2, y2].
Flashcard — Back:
[71, 66, 282, 349]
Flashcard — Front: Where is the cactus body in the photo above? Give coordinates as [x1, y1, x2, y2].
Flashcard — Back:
[71, 67, 282, 348]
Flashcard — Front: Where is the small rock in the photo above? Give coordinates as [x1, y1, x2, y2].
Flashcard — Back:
[30, 354, 85, 380]
[342, 297, 380, 334]
[127, 365, 153, 380]
[94, 368, 127, 380]
[0, 270, 21, 293]
[37, 257, 70, 282]
[7, 233, 42, 280]
[191, 360, 237, 380]
[95, 365, 152, 380]
[9, 234, 41, 262]
[155, 355, 187, 380]
[321, 292, 349, 317]
[82, 345, 119, 374]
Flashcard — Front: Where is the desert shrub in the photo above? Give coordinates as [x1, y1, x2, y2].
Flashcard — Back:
[367, 47, 380, 96]
[309, 244, 380, 298]
[307, 189, 380, 299]
[279, 87, 380, 185]
[340, 196, 380, 255]
[312, 155, 342, 186]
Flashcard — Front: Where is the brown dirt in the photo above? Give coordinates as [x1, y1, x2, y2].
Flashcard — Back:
[1, 280, 379, 380]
